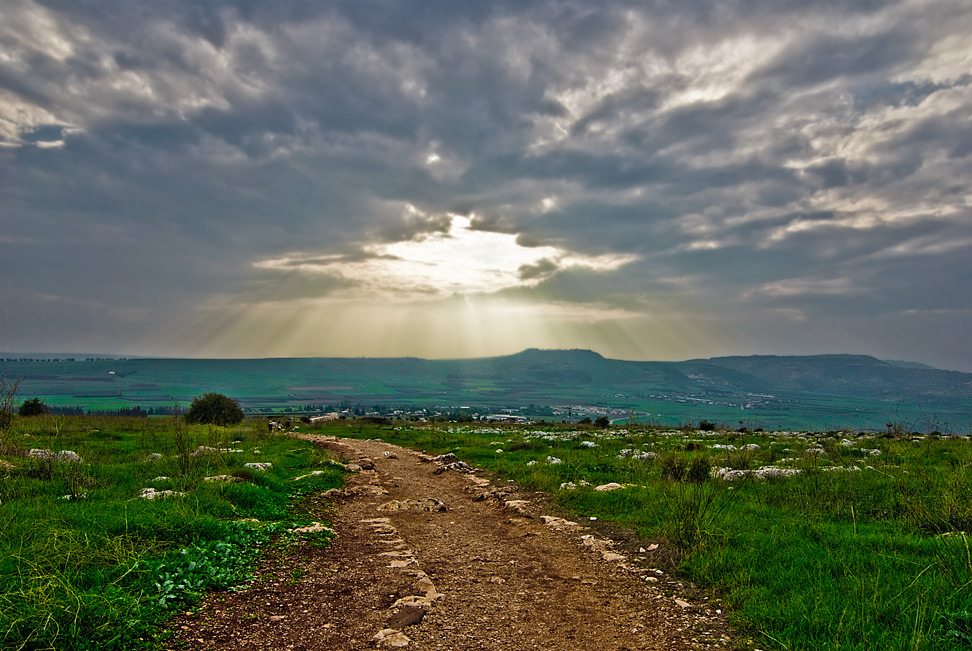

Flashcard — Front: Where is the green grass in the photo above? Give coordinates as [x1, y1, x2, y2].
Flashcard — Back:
[0, 416, 343, 650]
[320, 420, 972, 651]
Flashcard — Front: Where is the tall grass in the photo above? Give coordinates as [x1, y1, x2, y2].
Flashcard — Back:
[0, 415, 342, 650]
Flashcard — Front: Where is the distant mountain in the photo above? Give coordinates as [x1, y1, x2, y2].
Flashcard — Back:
[671, 354, 972, 402]
[2, 350, 970, 430]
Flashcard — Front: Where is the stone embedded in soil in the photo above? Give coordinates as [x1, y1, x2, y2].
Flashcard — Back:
[393, 595, 438, 609]
[373, 628, 411, 647]
[503, 500, 533, 517]
[433, 461, 473, 474]
[414, 576, 439, 597]
[541, 515, 579, 528]
[387, 606, 426, 629]
[377, 498, 447, 512]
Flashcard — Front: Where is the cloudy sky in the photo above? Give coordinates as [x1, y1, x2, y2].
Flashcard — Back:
[2, 0, 971, 370]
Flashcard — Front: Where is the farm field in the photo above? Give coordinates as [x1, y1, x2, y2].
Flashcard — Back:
[3, 350, 970, 432]
[325, 419, 972, 651]
[0, 415, 343, 651]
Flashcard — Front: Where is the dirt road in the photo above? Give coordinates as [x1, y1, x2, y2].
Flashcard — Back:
[169, 435, 738, 650]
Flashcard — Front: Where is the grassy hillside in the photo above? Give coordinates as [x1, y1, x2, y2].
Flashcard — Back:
[2, 350, 970, 431]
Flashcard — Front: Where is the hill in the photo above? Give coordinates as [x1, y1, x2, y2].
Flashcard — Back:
[2, 350, 970, 431]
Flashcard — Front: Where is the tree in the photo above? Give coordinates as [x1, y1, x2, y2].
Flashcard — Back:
[184, 393, 245, 426]
[18, 398, 47, 417]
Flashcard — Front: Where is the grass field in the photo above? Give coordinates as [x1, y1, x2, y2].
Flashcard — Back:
[4, 413, 972, 650]
[0, 416, 343, 651]
[322, 419, 972, 651]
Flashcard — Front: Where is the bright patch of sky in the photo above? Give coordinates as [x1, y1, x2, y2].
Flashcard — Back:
[254, 214, 637, 300]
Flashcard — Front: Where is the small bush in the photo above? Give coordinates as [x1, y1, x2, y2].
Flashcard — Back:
[18, 398, 47, 417]
[185, 393, 245, 426]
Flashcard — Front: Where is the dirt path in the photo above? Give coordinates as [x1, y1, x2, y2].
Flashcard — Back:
[168, 435, 738, 650]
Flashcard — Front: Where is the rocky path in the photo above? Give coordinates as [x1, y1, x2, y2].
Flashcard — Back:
[168, 435, 738, 650]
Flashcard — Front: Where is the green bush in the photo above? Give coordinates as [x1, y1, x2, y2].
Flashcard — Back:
[18, 397, 47, 416]
[184, 393, 245, 426]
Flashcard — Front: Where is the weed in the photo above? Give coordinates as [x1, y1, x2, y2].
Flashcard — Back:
[663, 481, 731, 555]
[660, 452, 687, 482]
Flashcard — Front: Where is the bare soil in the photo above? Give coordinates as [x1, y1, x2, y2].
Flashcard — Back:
[167, 435, 741, 650]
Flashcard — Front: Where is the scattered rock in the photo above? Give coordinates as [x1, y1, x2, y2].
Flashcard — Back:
[392, 595, 437, 608]
[291, 522, 333, 535]
[345, 484, 389, 496]
[387, 606, 425, 629]
[191, 446, 243, 457]
[357, 458, 376, 470]
[503, 500, 533, 518]
[29, 449, 81, 463]
[711, 466, 800, 481]
[594, 482, 624, 492]
[433, 461, 473, 474]
[146, 452, 163, 461]
[245, 462, 272, 471]
[378, 498, 447, 512]
[203, 474, 242, 483]
[138, 487, 185, 500]
[372, 628, 411, 648]
[541, 515, 579, 528]
[293, 470, 328, 481]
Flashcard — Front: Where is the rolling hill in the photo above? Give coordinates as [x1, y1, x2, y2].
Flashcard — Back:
[2, 350, 970, 431]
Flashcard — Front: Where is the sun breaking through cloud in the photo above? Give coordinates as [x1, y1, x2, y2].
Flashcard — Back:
[253, 212, 638, 300]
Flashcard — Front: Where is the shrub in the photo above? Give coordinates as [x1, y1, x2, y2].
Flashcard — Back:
[185, 393, 245, 426]
[18, 398, 47, 417]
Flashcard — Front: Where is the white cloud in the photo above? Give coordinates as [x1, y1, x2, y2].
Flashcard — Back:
[254, 214, 638, 301]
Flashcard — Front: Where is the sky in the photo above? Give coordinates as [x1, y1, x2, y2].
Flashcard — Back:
[1, 0, 971, 371]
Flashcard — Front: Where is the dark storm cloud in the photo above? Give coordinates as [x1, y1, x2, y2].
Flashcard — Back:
[2, 0, 971, 369]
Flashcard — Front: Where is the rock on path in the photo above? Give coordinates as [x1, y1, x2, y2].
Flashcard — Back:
[168, 435, 736, 650]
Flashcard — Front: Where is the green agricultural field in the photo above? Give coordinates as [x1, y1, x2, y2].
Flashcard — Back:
[324, 420, 972, 651]
[0, 416, 343, 651]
